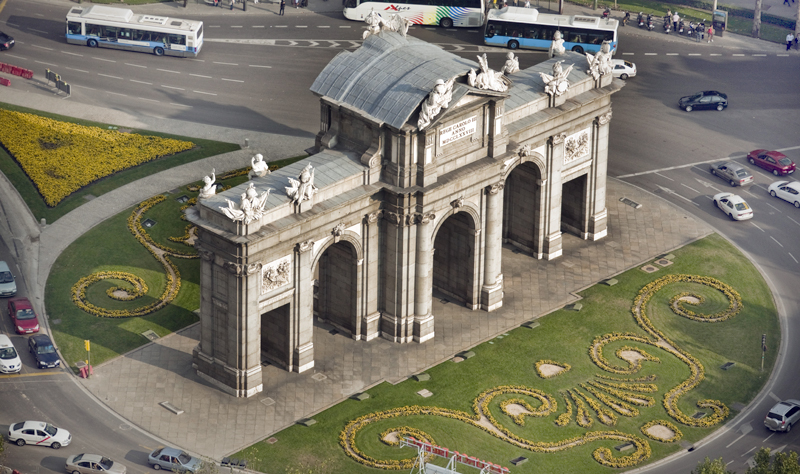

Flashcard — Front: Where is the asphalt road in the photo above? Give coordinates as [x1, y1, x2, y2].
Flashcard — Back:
[1, 2, 799, 473]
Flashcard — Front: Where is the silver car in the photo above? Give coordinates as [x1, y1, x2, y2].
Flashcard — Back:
[710, 161, 754, 187]
[764, 399, 800, 432]
[66, 454, 126, 474]
[148, 447, 202, 473]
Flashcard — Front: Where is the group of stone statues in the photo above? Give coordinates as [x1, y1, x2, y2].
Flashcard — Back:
[363, 9, 411, 39]
[198, 154, 319, 225]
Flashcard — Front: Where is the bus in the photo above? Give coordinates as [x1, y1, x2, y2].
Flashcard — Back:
[484, 7, 617, 54]
[66, 5, 203, 57]
[343, 0, 484, 28]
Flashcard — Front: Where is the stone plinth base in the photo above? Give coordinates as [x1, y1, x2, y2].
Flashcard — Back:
[481, 277, 504, 312]
[381, 313, 414, 343]
[413, 314, 435, 343]
[362, 311, 381, 341]
[192, 346, 263, 398]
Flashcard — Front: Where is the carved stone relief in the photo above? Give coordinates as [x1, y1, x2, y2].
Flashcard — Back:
[262, 256, 292, 294]
[564, 130, 590, 164]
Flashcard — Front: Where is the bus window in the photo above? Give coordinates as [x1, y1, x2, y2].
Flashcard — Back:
[87, 23, 101, 36]
[540, 26, 556, 40]
[67, 22, 82, 35]
[119, 28, 132, 40]
[101, 26, 119, 40]
[587, 32, 604, 44]
[167, 34, 186, 45]
[132, 29, 145, 41]
[486, 24, 496, 37]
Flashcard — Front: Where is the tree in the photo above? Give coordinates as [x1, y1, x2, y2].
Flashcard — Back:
[692, 457, 735, 474]
[746, 448, 800, 474]
[752, 0, 762, 38]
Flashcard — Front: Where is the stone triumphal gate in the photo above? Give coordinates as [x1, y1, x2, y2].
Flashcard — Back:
[187, 31, 622, 396]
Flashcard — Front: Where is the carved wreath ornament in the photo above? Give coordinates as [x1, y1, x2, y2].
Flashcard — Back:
[262, 258, 291, 293]
[564, 132, 590, 163]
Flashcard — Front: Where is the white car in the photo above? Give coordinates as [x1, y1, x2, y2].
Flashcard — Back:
[7, 421, 72, 449]
[713, 192, 753, 221]
[768, 180, 800, 208]
[0, 334, 21, 374]
[611, 59, 636, 79]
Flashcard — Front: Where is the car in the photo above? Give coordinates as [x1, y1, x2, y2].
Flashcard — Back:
[29, 334, 60, 369]
[8, 297, 40, 334]
[765, 399, 800, 432]
[678, 90, 728, 112]
[7, 420, 72, 448]
[747, 150, 796, 176]
[148, 447, 202, 473]
[0, 31, 13, 51]
[611, 59, 636, 79]
[713, 192, 753, 221]
[0, 334, 22, 374]
[66, 454, 127, 474]
[0, 260, 17, 297]
[709, 161, 754, 187]
[768, 180, 800, 208]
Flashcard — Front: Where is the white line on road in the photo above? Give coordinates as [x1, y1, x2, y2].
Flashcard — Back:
[252, 25, 265, 28]
[64, 67, 89, 73]
[733, 53, 745, 56]
[317, 25, 330, 28]
[688, 53, 701, 56]
[275, 25, 287, 28]
[138, 97, 160, 102]
[162, 85, 185, 90]
[170, 103, 192, 108]
[468, 30, 480, 33]
[771, 236, 784, 247]
[339, 25, 351, 28]
[209, 25, 221, 28]
[681, 183, 699, 193]
[32, 44, 54, 51]
[157, 68, 181, 74]
[193, 91, 217, 95]
[654, 172, 674, 181]
[190, 73, 212, 78]
[295, 26, 308, 28]
[61, 51, 82, 56]
[726, 460, 734, 466]
[666, 53, 678, 55]
[765, 202, 782, 213]
[98, 73, 123, 79]
[107, 92, 127, 97]
[130, 79, 153, 85]
[789, 253, 799, 264]
[214, 62, 238, 65]
[751, 222, 766, 233]
[769, 392, 781, 402]
[752, 54, 766, 56]
[221, 78, 244, 82]
[125, 63, 147, 68]
[644, 52, 657, 55]
[788, 217, 800, 227]
[34, 60, 58, 66]
[777, 54, 790, 57]
[763, 433, 775, 443]
[249, 65, 272, 68]
[617, 147, 800, 179]
[726, 433, 748, 449]
[93, 57, 116, 62]
[710, 53, 721, 56]
[231, 26, 243, 28]
[29, 28, 48, 34]
[742, 446, 757, 456]
[622, 52, 634, 55]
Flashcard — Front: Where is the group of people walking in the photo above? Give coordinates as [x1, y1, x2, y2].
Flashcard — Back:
[787, 32, 799, 50]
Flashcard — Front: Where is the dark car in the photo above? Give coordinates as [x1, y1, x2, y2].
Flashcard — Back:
[0, 31, 14, 51]
[29, 334, 60, 369]
[747, 150, 796, 176]
[679, 90, 728, 112]
[8, 296, 40, 334]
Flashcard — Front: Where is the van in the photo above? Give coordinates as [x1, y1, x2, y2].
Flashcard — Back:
[0, 334, 22, 373]
[0, 261, 17, 297]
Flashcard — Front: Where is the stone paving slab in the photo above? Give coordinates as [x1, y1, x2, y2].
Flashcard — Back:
[79, 178, 712, 460]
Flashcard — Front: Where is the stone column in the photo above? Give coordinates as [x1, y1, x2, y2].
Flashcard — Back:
[413, 211, 435, 343]
[291, 240, 315, 373]
[380, 211, 416, 343]
[543, 133, 565, 260]
[481, 182, 504, 311]
[585, 111, 611, 241]
[361, 211, 382, 341]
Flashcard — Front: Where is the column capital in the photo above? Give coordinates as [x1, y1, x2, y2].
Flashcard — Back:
[550, 132, 567, 145]
[223, 261, 262, 276]
[415, 212, 436, 225]
[450, 196, 464, 210]
[364, 210, 383, 225]
[296, 240, 314, 254]
[597, 111, 613, 125]
[486, 182, 505, 195]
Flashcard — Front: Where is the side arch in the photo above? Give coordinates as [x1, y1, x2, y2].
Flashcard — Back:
[431, 204, 481, 309]
[311, 231, 364, 337]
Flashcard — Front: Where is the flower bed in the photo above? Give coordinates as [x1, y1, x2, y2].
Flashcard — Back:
[0, 109, 194, 206]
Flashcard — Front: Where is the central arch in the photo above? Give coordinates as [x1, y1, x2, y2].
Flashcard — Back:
[432, 211, 479, 309]
[503, 161, 543, 255]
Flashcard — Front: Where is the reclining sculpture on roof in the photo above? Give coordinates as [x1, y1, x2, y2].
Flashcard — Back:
[417, 77, 455, 130]
[286, 164, 318, 204]
[362, 9, 412, 39]
[540, 60, 573, 97]
[467, 54, 508, 92]
[220, 182, 271, 224]
[585, 41, 614, 81]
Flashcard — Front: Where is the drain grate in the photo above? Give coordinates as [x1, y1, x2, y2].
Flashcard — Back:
[142, 219, 157, 228]
[619, 197, 642, 209]
[141, 330, 159, 341]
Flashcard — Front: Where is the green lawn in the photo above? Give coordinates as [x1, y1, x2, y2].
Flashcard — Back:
[232, 234, 779, 474]
[0, 102, 240, 224]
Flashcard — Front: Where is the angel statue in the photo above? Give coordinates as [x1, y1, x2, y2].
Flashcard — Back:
[385, 13, 412, 37]
[548, 30, 566, 58]
[249, 153, 270, 179]
[468, 54, 508, 92]
[219, 182, 271, 224]
[585, 41, 613, 81]
[198, 168, 216, 200]
[540, 60, 573, 97]
[502, 52, 519, 75]
[362, 9, 385, 40]
[286, 164, 318, 204]
[417, 77, 455, 130]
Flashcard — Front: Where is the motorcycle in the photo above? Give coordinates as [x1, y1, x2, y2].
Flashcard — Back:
[638, 12, 644, 28]
[678, 20, 685, 34]
[663, 16, 671, 33]
[622, 11, 630, 26]
[602, 7, 610, 19]
[646, 14, 654, 31]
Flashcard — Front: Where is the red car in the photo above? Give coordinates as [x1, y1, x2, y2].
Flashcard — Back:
[747, 150, 796, 176]
[8, 297, 40, 334]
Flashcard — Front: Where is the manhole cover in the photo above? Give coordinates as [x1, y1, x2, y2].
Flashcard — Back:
[311, 373, 327, 381]
[655, 258, 673, 267]
[260, 397, 276, 407]
[641, 265, 659, 273]
[142, 219, 157, 228]
[266, 437, 278, 444]
[619, 197, 642, 209]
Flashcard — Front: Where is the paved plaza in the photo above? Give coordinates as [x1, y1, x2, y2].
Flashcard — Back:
[79, 178, 712, 459]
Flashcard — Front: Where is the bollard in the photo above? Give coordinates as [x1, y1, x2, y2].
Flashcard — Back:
[40, 218, 46, 227]
[244, 138, 249, 148]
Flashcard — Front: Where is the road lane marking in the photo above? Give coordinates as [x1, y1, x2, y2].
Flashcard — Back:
[138, 97, 159, 102]
[765, 202, 782, 213]
[726, 433, 748, 448]
[170, 103, 192, 108]
[654, 172, 674, 181]
[162, 85, 185, 90]
[763, 433, 775, 443]
[193, 90, 217, 95]
[295, 26, 307, 28]
[275, 25, 287, 27]
[771, 236, 784, 247]
[61, 51, 83, 56]
[769, 392, 781, 402]
[742, 446, 757, 456]
[644, 52, 657, 55]
[190, 73, 212, 78]
[777, 54, 790, 57]
[752, 54, 766, 56]
[130, 79, 153, 85]
[789, 217, 800, 227]
[733, 53, 745, 56]
[65, 67, 89, 73]
[789, 253, 799, 264]
[317, 25, 330, 28]
[34, 60, 58, 66]
[681, 183, 699, 193]
[93, 57, 116, 62]
[125, 63, 147, 68]
[617, 147, 800, 179]
[666, 53, 678, 55]
[157, 68, 181, 74]
[249, 64, 272, 68]
[688, 53, 701, 56]
[751, 222, 766, 232]
[108, 91, 127, 97]
[32, 44, 54, 50]
[622, 52, 634, 55]
[29, 28, 48, 34]
[231, 25, 243, 28]
[214, 61, 238, 65]
[710, 53, 721, 56]
[221, 78, 244, 82]
[339, 25, 351, 28]
[98, 73, 123, 79]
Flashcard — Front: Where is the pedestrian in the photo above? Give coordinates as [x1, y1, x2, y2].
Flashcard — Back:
[280, 0, 285, 13]
[707, 25, 714, 42]
[672, 12, 679, 32]
[787, 32, 795, 50]
[794, 34, 799, 49]
[784, 0, 790, 6]
[214, 0, 219, 6]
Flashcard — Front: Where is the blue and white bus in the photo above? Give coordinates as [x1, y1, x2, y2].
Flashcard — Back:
[66, 5, 203, 57]
[484, 7, 617, 54]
